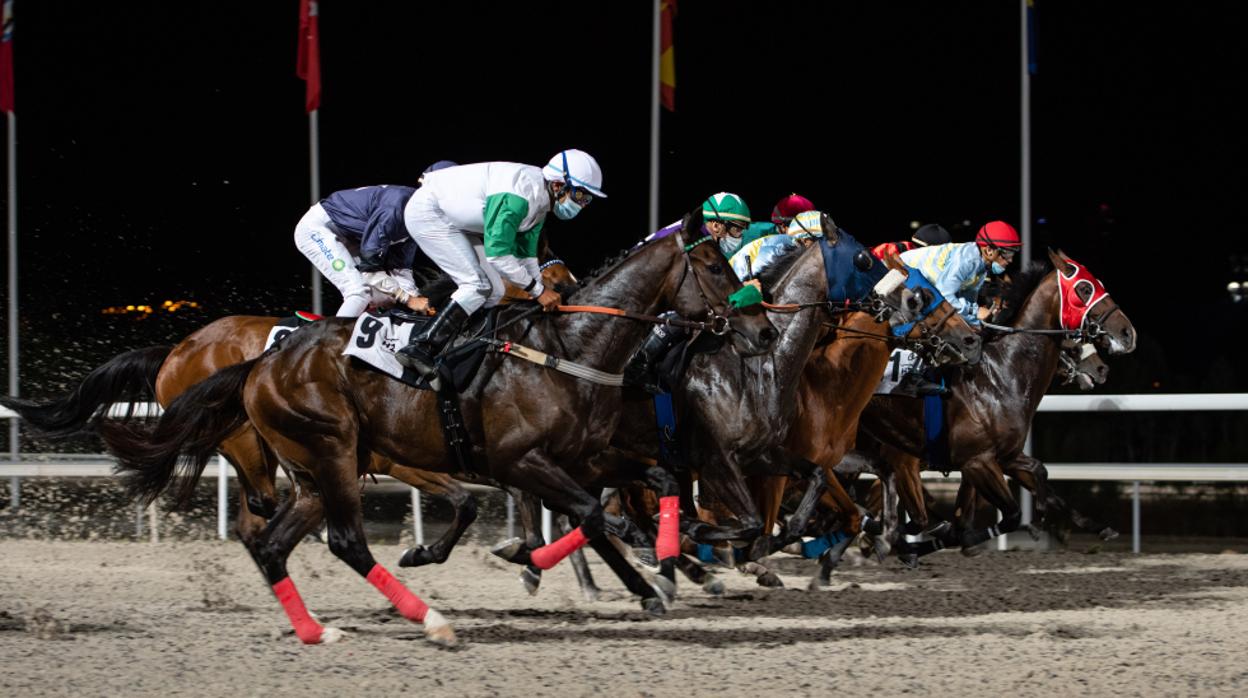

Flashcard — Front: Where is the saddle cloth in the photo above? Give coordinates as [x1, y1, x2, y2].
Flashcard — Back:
[875, 348, 922, 395]
[264, 311, 323, 351]
[342, 308, 494, 392]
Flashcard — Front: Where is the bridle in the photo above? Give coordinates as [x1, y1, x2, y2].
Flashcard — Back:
[671, 229, 732, 336]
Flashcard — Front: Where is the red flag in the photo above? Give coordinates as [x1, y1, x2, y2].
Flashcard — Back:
[296, 0, 320, 112]
[0, 0, 14, 113]
[659, 0, 675, 111]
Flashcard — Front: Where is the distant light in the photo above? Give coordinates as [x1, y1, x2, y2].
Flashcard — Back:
[909, 220, 921, 230]
[1229, 281, 1242, 293]
[1037, 217, 1047, 225]
[1152, 381, 1161, 389]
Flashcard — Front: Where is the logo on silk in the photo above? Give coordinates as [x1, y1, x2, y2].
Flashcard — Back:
[310, 232, 337, 265]
[332, 259, 346, 271]
[1057, 259, 1109, 330]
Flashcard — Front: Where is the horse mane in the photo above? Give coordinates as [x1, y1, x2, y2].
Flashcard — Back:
[755, 241, 812, 290]
[991, 263, 1051, 327]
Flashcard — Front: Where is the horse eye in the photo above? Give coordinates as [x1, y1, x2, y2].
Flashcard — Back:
[707, 263, 724, 275]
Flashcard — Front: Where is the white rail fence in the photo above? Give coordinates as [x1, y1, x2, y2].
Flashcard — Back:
[4, 394, 1247, 553]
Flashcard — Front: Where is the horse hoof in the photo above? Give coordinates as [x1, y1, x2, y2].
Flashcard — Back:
[702, 576, 724, 596]
[898, 553, 920, 569]
[641, 597, 667, 616]
[756, 572, 784, 588]
[633, 547, 658, 568]
[319, 627, 345, 644]
[399, 546, 435, 568]
[1025, 523, 1043, 541]
[520, 566, 542, 596]
[863, 518, 884, 535]
[423, 611, 457, 648]
[961, 543, 987, 558]
[652, 572, 677, 601]
[807, 575, 830, 591]
[1099, 527, 1119, 541]
[491, 537, 528, 563]
[581, 586, 602, 603]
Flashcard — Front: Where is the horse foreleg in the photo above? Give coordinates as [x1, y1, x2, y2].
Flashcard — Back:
[957, 458, 1021, 551]
[384, 464, 478, 568]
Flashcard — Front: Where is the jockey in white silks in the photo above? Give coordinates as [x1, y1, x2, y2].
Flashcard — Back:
[396, 150, 606, 379]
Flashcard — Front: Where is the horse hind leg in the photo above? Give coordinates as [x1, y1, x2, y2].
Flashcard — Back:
[310, 448, 455, 646]
[244, 477, 336, 644]
[391, 466, 479, 568]
[559, 514, 603, 602]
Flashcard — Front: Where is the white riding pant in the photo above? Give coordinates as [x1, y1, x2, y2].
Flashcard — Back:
[404, 188, 504, 315]
[294, 204, 418, 317]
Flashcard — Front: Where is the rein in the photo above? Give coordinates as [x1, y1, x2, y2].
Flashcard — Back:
[555, 304, 729, 334]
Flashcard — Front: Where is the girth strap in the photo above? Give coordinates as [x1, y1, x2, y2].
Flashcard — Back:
[486, 338, 624, 387]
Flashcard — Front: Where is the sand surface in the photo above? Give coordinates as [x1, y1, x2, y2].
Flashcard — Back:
[2, 539, 1247, 696]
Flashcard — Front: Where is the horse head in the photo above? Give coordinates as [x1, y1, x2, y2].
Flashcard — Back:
[1059, 339, 1109, 390]
[1047, 248, 1136, 355]
[662, 209, 778, 356]
[876, 252, 984, 366]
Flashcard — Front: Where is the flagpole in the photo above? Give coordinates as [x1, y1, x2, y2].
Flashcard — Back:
[7, 109, 18, 508]
[648, 0, 660, 236]
[309, 108, 321, 314]
[1020, 0, 1032, 266]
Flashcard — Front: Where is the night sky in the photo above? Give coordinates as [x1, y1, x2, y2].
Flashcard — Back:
[2, 1, 1247, 395]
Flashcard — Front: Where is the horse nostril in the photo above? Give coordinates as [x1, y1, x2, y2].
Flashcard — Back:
[963, 335, 979, 347]
[760, 327, 778, 343]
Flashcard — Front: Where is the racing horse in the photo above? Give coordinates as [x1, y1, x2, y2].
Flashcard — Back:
[1, 261, 601, 583]
[851, 249, 1136, 562]
[99, 214, 777, 645]
[609, 222, 984, 587]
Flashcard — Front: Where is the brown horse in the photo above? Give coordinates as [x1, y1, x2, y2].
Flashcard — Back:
[102, 216, 777, 645]
[851, 249, 1137, 563]
[2, 263, 583, 574]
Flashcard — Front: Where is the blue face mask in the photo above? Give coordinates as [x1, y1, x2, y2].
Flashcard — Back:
[991, 261, 1007, 275]
[552, 194, 584, 220]
[719, 236, 743, 258]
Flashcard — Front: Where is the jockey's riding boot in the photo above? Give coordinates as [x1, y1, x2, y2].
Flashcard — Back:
[623, 312, 684, 394]
[396, 301, 471, 379]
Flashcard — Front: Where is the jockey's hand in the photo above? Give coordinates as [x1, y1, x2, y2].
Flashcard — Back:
[745, 279, 762, 292]
[535, 288, 561, 312]
[405, 295, 434, 315]
[976, 305, 993, 321]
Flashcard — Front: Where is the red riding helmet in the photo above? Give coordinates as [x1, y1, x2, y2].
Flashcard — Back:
[975, 221, 1021, 249]
[770, 193, 816, 228]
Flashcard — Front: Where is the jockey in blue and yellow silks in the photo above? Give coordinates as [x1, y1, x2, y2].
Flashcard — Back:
[899, 220, 1021, 326]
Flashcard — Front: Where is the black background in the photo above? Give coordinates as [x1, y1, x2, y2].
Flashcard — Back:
[2, 1, 1247, 403]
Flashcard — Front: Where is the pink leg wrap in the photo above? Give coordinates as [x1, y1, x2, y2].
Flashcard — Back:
[366, 564, 429, 623]
[656, 495, 681, 561]
[529, 526, 590, 570]
[272, 577, 325, 644]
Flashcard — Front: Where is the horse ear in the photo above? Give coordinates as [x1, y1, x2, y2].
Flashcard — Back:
[1047, 247, 1074, 275]
[683, 208, 703, 236]
[819, 213, 839, 245]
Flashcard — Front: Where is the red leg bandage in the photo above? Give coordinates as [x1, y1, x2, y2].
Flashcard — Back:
[529, 526, 590, 570]
[272, 577, 325, 644]
[656, 495, 681, 561]
[366, 564, 429, 623]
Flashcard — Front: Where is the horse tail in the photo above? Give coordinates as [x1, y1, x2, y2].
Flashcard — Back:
[0, 345, 172, 438]
[102, 357, 260, 507]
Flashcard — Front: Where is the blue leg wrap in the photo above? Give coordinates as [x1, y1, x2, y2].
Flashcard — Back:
[695, 543, 716, 563]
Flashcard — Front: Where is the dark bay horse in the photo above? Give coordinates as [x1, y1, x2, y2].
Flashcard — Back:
[854, 249, 1137, 560]
[2, 264, 588, 580]
[100, 219, 777, 645]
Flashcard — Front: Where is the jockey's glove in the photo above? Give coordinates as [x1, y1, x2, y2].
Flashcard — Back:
[362, 271, 410, 303]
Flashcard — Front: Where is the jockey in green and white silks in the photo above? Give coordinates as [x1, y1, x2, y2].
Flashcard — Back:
[396, 149, 606, 379]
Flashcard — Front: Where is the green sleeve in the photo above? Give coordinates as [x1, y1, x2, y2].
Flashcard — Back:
[517, 219, 543, 258]
[482, 192, 530, 258]
[742, 221, 776, 247]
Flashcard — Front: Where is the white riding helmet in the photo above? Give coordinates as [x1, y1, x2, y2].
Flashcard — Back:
[542, 149, 607, 198]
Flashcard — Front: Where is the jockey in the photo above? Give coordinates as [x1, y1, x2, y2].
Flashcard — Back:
[888, 220, 1020, 397]
[899, 220, 1020, 326]
[764, 193, 817, 236]
[294, 182, 437, 318]
[870, 223, 951, 261]
[623, 192, 758, 393]
[396, 149, 606, 378]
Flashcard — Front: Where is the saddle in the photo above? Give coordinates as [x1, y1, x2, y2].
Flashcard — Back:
[343, 307, 500, 472]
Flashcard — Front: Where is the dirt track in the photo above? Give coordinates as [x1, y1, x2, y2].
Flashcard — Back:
[2, 539, 1247, 696]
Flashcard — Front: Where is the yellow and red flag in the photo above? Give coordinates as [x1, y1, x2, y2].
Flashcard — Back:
[660, 0, 676, 111]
